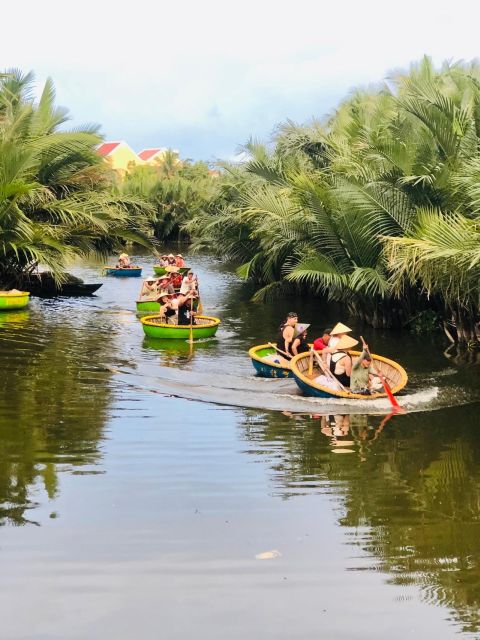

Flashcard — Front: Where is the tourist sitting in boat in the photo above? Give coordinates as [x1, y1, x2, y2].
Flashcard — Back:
[350, 343, 375, 395]
[276, 312, 298, 359]
[328, 322, 352, 349]
[158, 292, 178, 323]
[291, 323, 310, 356]
[117, 253, 131, 268]
[157, 254, 169, 267]
[170, 270, 183, 289]
[175, 253, 185, 267]
[313, 328, 332, 351]
[327, 335, 359, 387]
[179, 271, 197, 295]
[142, 277, 160, 297]
[157, 276, 176, 295]
[167, 253, 176, 265]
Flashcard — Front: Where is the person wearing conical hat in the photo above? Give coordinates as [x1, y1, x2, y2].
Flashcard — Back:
[167, 253, 176, 265]
[291, 323, 310, 356]
[329, 322, 352, 349]
[175, 253, 185, 267]
[328, 334, 359, 388]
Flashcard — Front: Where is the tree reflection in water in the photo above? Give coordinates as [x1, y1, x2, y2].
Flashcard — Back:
[241, 406, 480, 634]
[0, 315, 113, 526]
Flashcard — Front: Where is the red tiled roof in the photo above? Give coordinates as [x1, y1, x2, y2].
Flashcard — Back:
[138, 148, 161, 161]
[97, 142, 122, 157]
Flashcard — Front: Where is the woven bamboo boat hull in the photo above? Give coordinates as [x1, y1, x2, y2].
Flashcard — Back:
[136, 299, 161, 313]
[0, 291, 30, 311]
[104, 267, 142, 277]
[141, 314, 220, 339]
[249, 344, 293, 378]
[290, 350, 408, 399]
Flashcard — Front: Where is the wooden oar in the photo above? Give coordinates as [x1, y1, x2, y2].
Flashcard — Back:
[187, 297, 194, 344]
[360, 336, 402, 411]
[267, 342, 292, 361]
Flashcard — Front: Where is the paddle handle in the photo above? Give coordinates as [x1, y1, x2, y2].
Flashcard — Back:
[313, 349, 348, 392]
[267, 342, 291, 359]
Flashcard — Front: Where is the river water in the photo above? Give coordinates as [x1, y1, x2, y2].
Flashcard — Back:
[1, 253, 480, 639]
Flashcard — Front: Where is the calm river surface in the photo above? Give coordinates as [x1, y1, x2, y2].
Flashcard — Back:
[1, 252, 480, 639]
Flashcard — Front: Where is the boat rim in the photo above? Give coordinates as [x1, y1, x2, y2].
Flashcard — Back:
[248, 343, 290, 370]
[140, 314, 221, 329]
[104, 266, 142, 271]
[0, 291, 30, 297]
[289, 350, 408, 399]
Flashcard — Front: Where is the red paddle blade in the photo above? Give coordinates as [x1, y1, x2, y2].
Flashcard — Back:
[381, 378, 402, 410]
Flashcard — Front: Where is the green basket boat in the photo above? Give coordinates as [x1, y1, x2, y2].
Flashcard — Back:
[141, 314, 220, 340]
[0, 290, 30, 311]
[153, 265, 190, 276]
[136, 299, 161, 313]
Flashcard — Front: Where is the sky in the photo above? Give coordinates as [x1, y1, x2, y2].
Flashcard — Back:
[2, 0, 480, 161]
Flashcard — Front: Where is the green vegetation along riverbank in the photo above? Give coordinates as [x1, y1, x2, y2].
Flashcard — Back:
[187, 58, 480, 345]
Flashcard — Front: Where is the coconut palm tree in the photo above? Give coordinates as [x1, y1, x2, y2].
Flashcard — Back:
[0, 70, 153, 287]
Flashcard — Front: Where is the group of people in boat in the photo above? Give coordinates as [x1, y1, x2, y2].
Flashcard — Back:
[156, 253, 186, 268]
[140, 261, 200, 326]
[276, 312, 380, 395]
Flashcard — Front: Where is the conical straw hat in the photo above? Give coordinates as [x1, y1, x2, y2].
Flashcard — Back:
[335, 335, 358, 350]
[294, 323, 310, 337]
[165, 265, 180, 273]
[330, 322, 352, 336]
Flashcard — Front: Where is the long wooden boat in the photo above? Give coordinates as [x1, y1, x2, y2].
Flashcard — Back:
[104, 266, 142, 277]
[0, 290, 30, 311]
[290, 350, 408, 400]
[141, 314, 220, 339]
[249, 344, 293, 378]
[153, 265, 190, 276]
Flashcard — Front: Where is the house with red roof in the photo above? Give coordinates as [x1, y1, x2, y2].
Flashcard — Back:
[97, 141, 142, 176]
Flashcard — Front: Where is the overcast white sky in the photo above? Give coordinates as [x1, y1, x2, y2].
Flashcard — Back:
[2, 0, 480, 160]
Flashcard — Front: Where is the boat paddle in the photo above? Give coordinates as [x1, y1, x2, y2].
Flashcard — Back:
[188, 296, 194, 345]
[313, 349, 348, 392]
[360, 336, 402, 411]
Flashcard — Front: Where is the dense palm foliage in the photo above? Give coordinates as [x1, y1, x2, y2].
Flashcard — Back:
[189, 58, 480, 343]
[0, 70, 153, 287]
[121, 156, 218, 240]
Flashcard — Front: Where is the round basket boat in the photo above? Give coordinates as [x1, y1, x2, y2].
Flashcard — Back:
[104, 267, 142, 277]
[249, 344, 293, 378]
[136, 299, 161, 313]
[153, 265, 190, 276]
[0, 290, 30, 311]
[290, 350, 408, 399]
[141, 314, 220, 339]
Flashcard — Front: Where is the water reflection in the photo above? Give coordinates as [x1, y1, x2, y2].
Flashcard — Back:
[0, 311, 113, 526]
[240, 405, 480, 634]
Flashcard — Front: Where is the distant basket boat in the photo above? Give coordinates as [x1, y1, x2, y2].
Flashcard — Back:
[104, 266, 142, 277]
[0, 290, 30, 311]
[141, 314, 220, 339]
[153, 265, 190, 276]
[290, 350, 408, 399]
[249, 344, 293, 378]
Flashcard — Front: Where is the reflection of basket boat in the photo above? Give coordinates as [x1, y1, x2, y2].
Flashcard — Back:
[104, 267, 142, 277]
[248, 344, 293, 378]
[140, 315, 220, 339]
[290, 350, 408, 399]
[0, 291, 30, 311]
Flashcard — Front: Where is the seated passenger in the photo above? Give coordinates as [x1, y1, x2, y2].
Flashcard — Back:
[117, 253, 131, 268]
[328, 322, 352, 350]
[179, 271, 197, 295]
[157, 276, 175, 295]
[175, 253, 185, 268]
[328, 335, 358, 387]
[313, 328, 332, 351]
[167, 253, 176, 265]
[291, 323, 310, 356]
[176, 293, 197, 326]
[350, 344, 375, 395]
